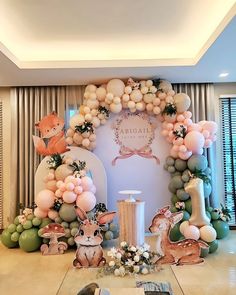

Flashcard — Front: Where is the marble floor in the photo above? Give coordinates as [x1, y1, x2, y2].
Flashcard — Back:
[0, 231, 236, 295]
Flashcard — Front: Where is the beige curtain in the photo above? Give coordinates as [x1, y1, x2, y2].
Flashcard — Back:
[9, 86, 83, 221]
[173, 83, 217, 207]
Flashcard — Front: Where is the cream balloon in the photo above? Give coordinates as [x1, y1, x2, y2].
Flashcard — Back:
[110, 103, 122, 113]
[130, 89, 143, 102]
[174, 93, 191, 113]
[106, 79, 125, 97]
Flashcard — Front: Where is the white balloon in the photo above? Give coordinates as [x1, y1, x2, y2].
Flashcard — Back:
[110, 103, 122, 113]
[82, 138, 90, 148]
[106, 92, 114, 100]
[124, 86, 132, 94]
[136, 102, 145, 111]
[146, 80, 153, 87]
[86, 99, 99, 109]
[143, 93, 154, 103]
[174, 93, 191, 113]
[122, 93, 130, 102]
[84, 113, 92, 122]
[96, 87, 107, 101]
[130, 89, 143, 102]
[70, 114, 84, 129]
[83, 106, 91, 114]
[92, 117, 100, 128]
[150, 86, 157, 94]
[73, 133, 83, 145]
[127, 101, 136, 109]
[107, 79, 125, 97]
[141, 86, 148, 94]
[113, 96, 121, 104]
[159, 80, 173, 93]
[85, 84, 97, 93]
[89, 92, 97, 100]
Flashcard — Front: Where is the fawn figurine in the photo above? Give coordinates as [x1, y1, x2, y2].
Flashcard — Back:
[73, 206, 116, 268]
[149, 206, 208, 265]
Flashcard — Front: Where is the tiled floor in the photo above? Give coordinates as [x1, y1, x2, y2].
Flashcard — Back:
[0, 232, 236, 295]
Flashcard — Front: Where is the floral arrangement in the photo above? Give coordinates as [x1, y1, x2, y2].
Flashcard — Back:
[98, 242, 160, 277]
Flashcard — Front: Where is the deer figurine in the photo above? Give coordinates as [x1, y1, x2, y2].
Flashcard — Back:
[149, 206, 208, 265]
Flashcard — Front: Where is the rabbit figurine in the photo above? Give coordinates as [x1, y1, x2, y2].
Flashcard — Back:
[73, 206, 116, 268]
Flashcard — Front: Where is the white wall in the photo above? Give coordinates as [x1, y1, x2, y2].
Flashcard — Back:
[0, 87, 11, 227]
[213, 83, 236, 206]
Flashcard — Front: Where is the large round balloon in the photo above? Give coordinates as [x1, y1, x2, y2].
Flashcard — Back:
[200, 225, 217, 242]
[174, 93, 191, 113]
[19, 228, 42, 252]
[76, 191, 96, 212]
[1, 229, 18, 248]
[187, 155, 208, 172]
[35, 189, 55, 211]
[106, 79, 125, 97]
[59, 203, 77, 222]
[184, 131, 205, 154]
[212, 220, 230, 239]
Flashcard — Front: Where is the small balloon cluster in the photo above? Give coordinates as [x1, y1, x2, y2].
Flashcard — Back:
[66, 78, 217, 160]
[165, 154, 230, 255]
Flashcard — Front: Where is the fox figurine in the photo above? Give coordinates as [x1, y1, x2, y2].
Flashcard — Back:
[33, 111, 69, 156]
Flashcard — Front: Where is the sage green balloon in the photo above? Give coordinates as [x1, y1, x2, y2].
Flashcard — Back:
[26, 214, 34, 221]
[39, 218, 52, 228]
[211, 211, 220, 220]
[176, 189, 189, 201]
[168, 182, 177, 194]
[185, 199, 192, 214]
[204, 182, 212, 198]
[59, 203, 77, 222]
[167, 166, 176, 173]
[11, 232, 20, 242]
[212, 220, 229, 239]
[8, 224, 16, 233]
[16, 224, 24, 233]
[1, 229, 18, 248]
[187, 155, 208, 172]
[175, 159, 187, 172]
[61, 221, 69, 228]
[171, 171, 181, 177]
[70, 221, 80, 229]
[200, 247, 209, 258]
[170, 206, 178, 213]
[182, 210, 190, 221]
[206, 211, 211, 220]
[208, 240, 218, 253]
[23, 220, 32, 230]
[14, 216, 20, 225]
[169, 223, 181, 242]
[171, 175, 184, 189]
[171, 194, 179, 205]
[166, 156, 175, 166]
[71, 228, 78, 237]
[32, 217, 42, 227]
[112, 231, 119, 239]
[67, 237, 75, 246]
[19, 228, 42, 252]
[105, 230, 114, 240]
[54, 217, 63, 224]
[64, 228, 71, 238]
[109, 223, 118, 232]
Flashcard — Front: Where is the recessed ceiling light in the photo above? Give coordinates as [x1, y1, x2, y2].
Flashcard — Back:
[219, 72, 229, 77]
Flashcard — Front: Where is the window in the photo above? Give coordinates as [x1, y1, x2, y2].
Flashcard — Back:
[220, 97, 236, 225]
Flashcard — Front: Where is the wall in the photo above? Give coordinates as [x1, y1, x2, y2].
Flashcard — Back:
[213, 82, 236, 205]
[0, 87, 11, 227]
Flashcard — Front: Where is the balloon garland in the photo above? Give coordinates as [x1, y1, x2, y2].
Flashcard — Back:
[66, 78, 217, 160]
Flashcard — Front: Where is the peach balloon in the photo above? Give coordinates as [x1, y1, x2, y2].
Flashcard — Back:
[74, 185, 83, 194]
[55, 189, 63, 198]
[63, 191, 77, 203]
[76, 191, 96, 212]
[48, 209, 59, 220]
[45, 180, 57, 192]
[36, 189, 55, 210]
[184, 131, 205, 153]
[178, 150, 192, 160]
[34, 207, 48, 219]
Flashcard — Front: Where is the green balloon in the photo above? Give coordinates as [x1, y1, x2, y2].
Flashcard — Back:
[211, 210, 220, 220]
[8, 224, 16, 233]
[67, 237, 75, 246]
[11, 232, 20, 242]
[206, 211, 211, 220]
[38, 228, 44, 237]
[204, 182, 212, 198]
[109, 223, 118, 232]
[101, 224, 109, 232]
[166, 156, 175, 166]
[200, 247, 209, 258]
[61, 221, 69, 228]
[168, 182, 177, 194]
[105, 230, 114, 240]
[64, 228, 71, 238]
[54, 217, 63, 223]
[182, 210, 190, 221]
[23, 220, 32, 230]
[171, 194, 179, 205]
[206, 206, 213, 213]
[176, 189, 189, 201]
[16, 224, 24, 233]
[14, 216, 20, 225]
[170, 206, 178, 213]
[187, 155, 208, 172]
[167, 166, 175, 173]
[70, 221, 79, 229]
[212, 220, 230, 239]
[19, 228, 42, 252]
[32, 217, 42, 227]
[185, 199, 192, 214]
[182, 174, 190, 183]
[40, 218, 52, 228]
[1, 229, 18, 248]
[71, 228, 78, 237]
[175, 159, 187, 172]
[169, 223, 181, 242]
[171, 175, 184, 189]
[59, 203, 77, 222]
[171, 171, 181, 177]
[112, 231, 119, 239]
[26, 214, 34, 221]
[163, 163, 168, 171]
[208, 240, 218, 253]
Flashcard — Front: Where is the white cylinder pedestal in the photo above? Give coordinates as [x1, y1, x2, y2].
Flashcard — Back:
[117, 200, 145, 246]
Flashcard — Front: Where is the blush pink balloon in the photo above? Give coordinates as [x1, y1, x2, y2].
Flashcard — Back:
[56, 180, 64, 188]
[179, 145, 187, 153]
[210, 134, 217, 142]
[173, 144, 180, 152]
[183, 118, 192, 126]
[202, 121, 218, 133]
[184, 131, 205, 153]
[48, 209, 59, 220]
[62, 191, 77, 203]
[174, 137, 184, 146]
[188, 123, 201, 131]
[66, 182, 75, 191]
[81, 176, 93, 191]
[72, 177, 82, 186]
[202, 130, 210, 138]
[34, 207, 48, 219]
[45, 180, 57, 192]
[76, 191, 96, 212]
[36, 189, 55, 210]
[166, 123, 174, 130]
[183, 111, 192, 119]
[74, 185, 83, 194]
[161, 129, 169, 137]
[177, 114, 185, 122]
[90, 185, 96, 194]
[178, 150, 192, 160]
[65, 175, 75, 183]
[204, 139, 212, 148]
[184, 225, 200, 240]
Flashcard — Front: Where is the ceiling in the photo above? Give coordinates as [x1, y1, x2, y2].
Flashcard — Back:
[0, 0, 236, 86]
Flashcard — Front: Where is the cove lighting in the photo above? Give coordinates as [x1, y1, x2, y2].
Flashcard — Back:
[219, 72, 229, 77]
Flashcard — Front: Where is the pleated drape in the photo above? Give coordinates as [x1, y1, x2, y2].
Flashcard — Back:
[10, 86, 84, 221]
[173, 83, 217, 207]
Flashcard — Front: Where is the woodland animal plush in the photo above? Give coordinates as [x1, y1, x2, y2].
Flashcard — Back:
[73, 206, 116, 268]
[149, 206, 208, 265]
[33, 111, 69, 156]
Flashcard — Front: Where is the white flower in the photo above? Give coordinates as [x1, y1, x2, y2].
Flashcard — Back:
[114, 269, 120, 276]
[141, 267, 149, 275]
[109, 260, 115, 267]
[143, 252, 149, 259]
[116, 252, 122, 260]
[119, 266, 126, 276]
[143, 243, 150, 251]
[133, 265, 140, 273]
[107, 247, 117, 258]
[134, 255, 140, 262]
[130, 246, 136, 252]
[120, 241, 127, 247]
[125, 259, 134, 267]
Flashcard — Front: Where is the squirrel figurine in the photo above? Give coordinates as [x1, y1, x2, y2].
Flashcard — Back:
[33, 111, 69, 156]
